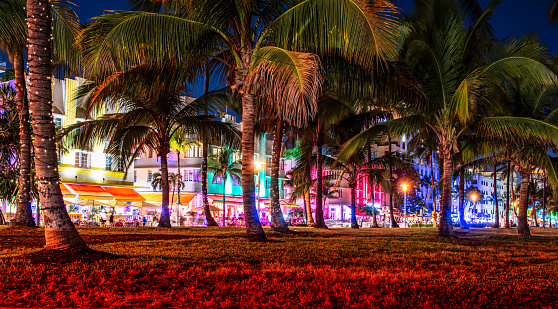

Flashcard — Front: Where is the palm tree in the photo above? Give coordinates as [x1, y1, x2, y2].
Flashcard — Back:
[208, 148, 242, 227]
[1, 0, 81, 228]
[268, 119, 290, 232]
[170, 130, 201, 219]
[25, 0, 86, 249]
[66, 67, 239, 228]
[285, 141, 315, 226]
[340, 0, 558, 237]
[0, 0, 31, 227]
[79, 0, 401, 241]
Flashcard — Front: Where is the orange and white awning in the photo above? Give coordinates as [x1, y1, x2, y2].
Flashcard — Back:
[60, 184, 75, 198]
[103, 186, 145, 202]
[65, 184, 114, 200]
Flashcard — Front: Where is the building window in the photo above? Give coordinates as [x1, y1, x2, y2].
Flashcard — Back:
[54, 117, 62, 130]
[105, 156, 112, 171]
[148, 170, 153, 182]
[134, 170, 137, 182]
[265, 178, 271, 189]
[148, 149, 153, 158]
[74, 151, 90, 168]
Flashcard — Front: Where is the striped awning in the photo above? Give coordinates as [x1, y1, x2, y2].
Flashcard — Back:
[103, 186, 145, 202]
[66, 184, 113, 200]
[60, 184, 75, 198]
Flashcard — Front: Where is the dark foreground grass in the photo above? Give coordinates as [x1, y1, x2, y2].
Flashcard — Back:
[1, 227, 558, 308]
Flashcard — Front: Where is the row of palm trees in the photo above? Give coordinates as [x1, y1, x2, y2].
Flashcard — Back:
[2, 0, 558, 252]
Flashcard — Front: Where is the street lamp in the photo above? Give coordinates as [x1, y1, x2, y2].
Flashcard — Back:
[254, 161, 264, 214]
[402, 183, 409, 228]
[471, 194, 478, 224]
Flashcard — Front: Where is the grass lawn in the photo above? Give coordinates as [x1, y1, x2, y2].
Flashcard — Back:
[1, 226, 558, 308]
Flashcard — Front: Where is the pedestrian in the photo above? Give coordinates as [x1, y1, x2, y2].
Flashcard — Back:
[142, 216, 147, 227]
[109, 213, 114, 227]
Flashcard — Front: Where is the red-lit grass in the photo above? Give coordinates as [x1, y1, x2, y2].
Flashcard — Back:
[1, 227, 558, 308]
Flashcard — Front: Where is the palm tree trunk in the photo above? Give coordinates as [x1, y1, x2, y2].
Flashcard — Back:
[388, 135, 398, 228]
[350, 185, 359, 229]
[368, 146, 379, 228]
[533, 198, 538, 227]
[517, 169, 530, 236]
[270, 121, 289, 232]
[27, 0, 86, 249]
[223, 181, 226, 227]
[305, 190, 314, 225]
[459, 167, 468, 229]
[12, 49, 35, 227]
[493, 161, 499, 228]
[438, 153, 454, 237]
[505, 157, 511, 228]
[202, 65, 218, 227]
[314, 137, 327, 229]
[370, 179, 379, 228]
[430, 152, 437, 213]
[542, 175, 546, 229]
[158, 145, 171, 228]
[240, 91, 266, 241]
[176, 150, 181, 227]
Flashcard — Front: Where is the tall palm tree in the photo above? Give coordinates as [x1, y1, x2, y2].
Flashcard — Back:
[0, 0, 31, 227]
[340, 0, 558, 237]
[79, 0, 401, 241]
[1, 0, 81, 228]
[170, 130, 201, 208]
[26, 0, 86, 249]
[67, 67, 239, 228]
[208, 148, 242, 227]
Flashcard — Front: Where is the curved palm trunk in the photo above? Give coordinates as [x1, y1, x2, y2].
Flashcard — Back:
[493, 162, 499, 228]
[202, 66, 218, 227]
[270, 122, 289, 232]
[388, 136, 398, 228]
[12, 49, 35, 227]
[305, 190, 314, 225]
[459, 167, 468, 229]
[350, 184, 359, 229]
[505, 158, 511, 228]
[438, 153, 454, 237]
[158, 146, 171, 228]
[314, 139, 327, 229]
[517, 169, 530, 236]
[240, 91, 266, 241]
[27, 0, 86, 249]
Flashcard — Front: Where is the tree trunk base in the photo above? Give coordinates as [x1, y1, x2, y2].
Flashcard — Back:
[313, 222, 328, 229]
[206, 219, 219, 227]
[351, 223, 360, 229]
[10, 219, 37, 227]
[44, 229, 88, 251]
[271, 227, 297, 234]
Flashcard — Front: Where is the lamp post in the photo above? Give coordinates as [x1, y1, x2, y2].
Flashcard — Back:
[471, 194, 478, 224]
[254, 161, 264, 215]
[402, 184, 409, 228]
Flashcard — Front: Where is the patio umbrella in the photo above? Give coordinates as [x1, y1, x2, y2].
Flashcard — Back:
[132, 201, 159, 208]
[64, 199, 111, 207]
[192, 206, 222, 212]
[105, 200, 131, 207]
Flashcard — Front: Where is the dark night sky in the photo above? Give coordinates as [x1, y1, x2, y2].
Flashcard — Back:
[2, 0, 557, 96]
